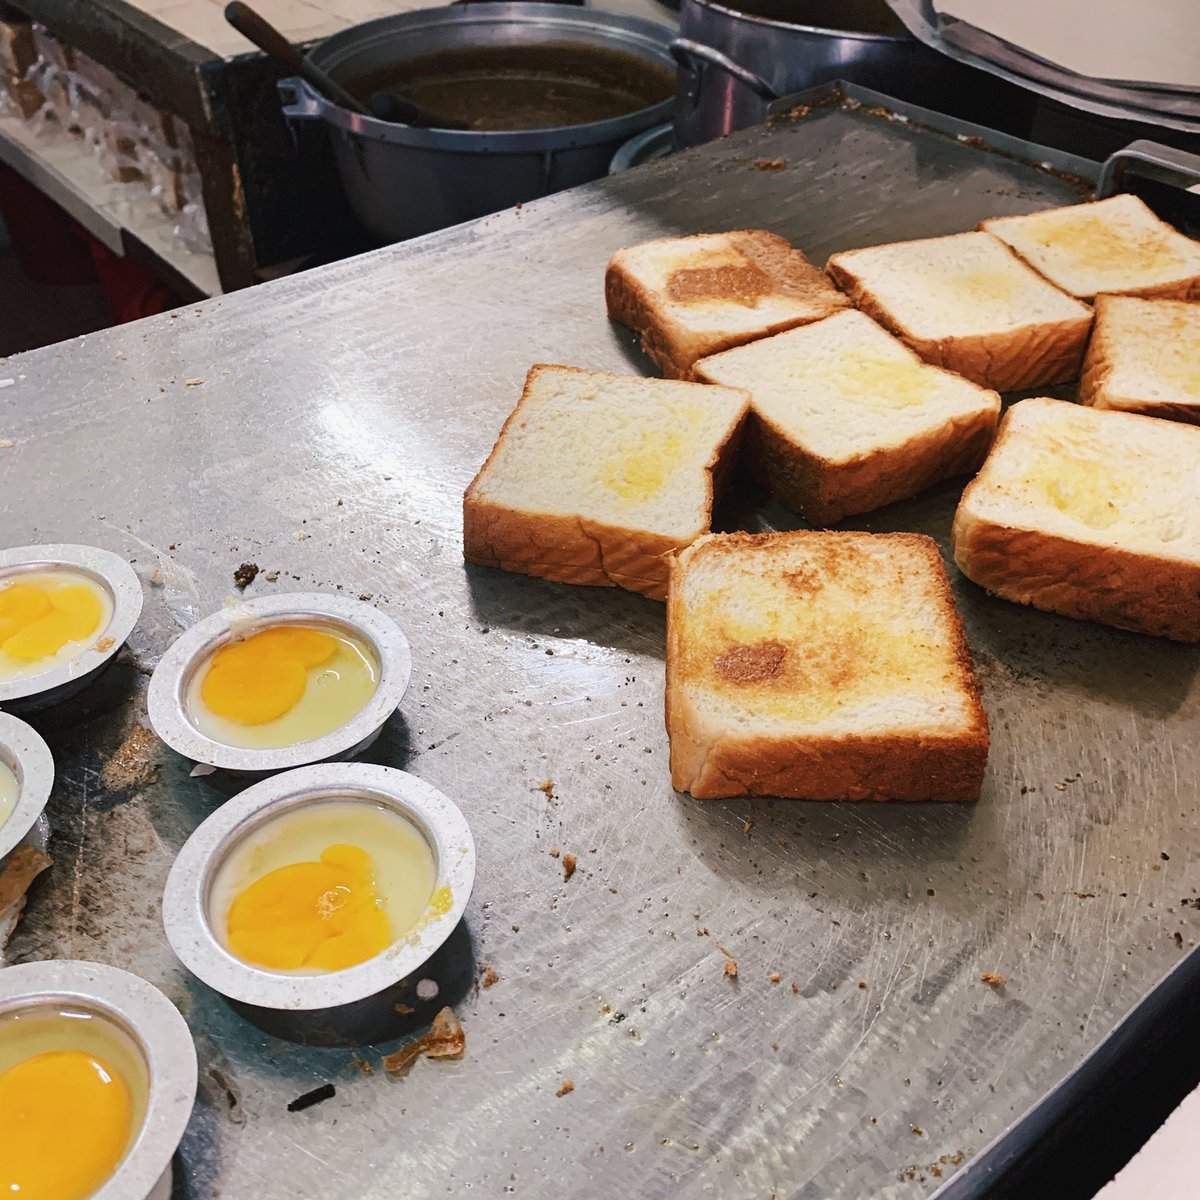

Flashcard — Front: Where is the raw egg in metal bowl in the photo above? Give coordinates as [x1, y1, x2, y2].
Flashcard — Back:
[0, 569, 113, 685]
[209, 799, 439, 975]
[0, 1004, 148, 1200]
[186, 623, 379, 751]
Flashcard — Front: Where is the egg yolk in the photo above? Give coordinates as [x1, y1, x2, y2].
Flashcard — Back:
[0, 582, 103, 662]
[201, 627, 337, 726]
[226, 842, 391, 972]
[0, 1049, 133, 1199]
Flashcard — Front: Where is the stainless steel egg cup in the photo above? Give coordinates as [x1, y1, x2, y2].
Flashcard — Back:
[0, 959, 197, 1200]
[161, 762, 476, 1046]
[0, 711, 54, 866]
[146, 594, 413, 775]
[0, 544, 143, 711]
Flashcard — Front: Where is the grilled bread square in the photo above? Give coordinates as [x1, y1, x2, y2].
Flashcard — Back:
[826, 231, 1093, 391]
[1080, 295, 1200, 424]
[694, 309, 1001, 525]
[982, 194, 1200, 302]
[953, 396, 1200, 641]
[605, 230, 850, 380]
[666, 531, 989, 801]
[463, 365, 749, 601]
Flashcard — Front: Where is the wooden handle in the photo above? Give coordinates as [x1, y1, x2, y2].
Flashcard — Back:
[224, 2, 305, 72]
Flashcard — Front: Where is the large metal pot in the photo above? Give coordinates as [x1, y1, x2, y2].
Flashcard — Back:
[671, 0, 1001, 148]
[280, 4, 675, 245]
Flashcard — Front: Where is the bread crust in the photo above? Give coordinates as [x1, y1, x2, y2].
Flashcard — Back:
[746, 402, 998, 526]
[826, 259, 1092, 391]
[666, 531, 990, 800]
[605, 231, 848, 379]
[952, 505, 1200, 642]
[463, 365, 746, 601]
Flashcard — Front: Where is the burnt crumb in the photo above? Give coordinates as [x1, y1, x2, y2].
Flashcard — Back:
[480, 966, 499, 989]
[562, 853, 577, 881]
[233, 562, 259, 590]
[382, 1007, 466, 1075]
[724, 959, 738, 979]
[1161, 852, 1170, 861]
[537, 778, 555, 800]
[556, 1079, 575, 1098]
[287, 1083, 335, 1112]
[791, 983, 799, 994]
[394, 1002, 416, 1016]
[358, 592, 373, 602]
[206, 1067, 245, 1124]
[912, 1125, 925, 1137]
[1182, 897, 1200, 909]
[1034, 891, 1046, 901]
[980, 972, 1006, 987]
[1175, 932, 1185, 949]
[754, 157, 787, 170]
[1076, 892, 1096, 900]
[857, 981, 867, 990]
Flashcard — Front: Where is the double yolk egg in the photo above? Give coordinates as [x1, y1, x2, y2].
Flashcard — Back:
[0, 1005, 147, 1200]
[211, 800, 438, 975]
[0, 572, 111, 684]
[187, 624, 378, 750]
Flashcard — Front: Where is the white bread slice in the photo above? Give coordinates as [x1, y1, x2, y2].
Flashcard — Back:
[981, 194, 1200, 302]
[826, 231, 1093, 392]
[605, 230, 850, 379]
[666, 531, 989, 801]
[463, 365, 749, 601]
[953, 396, 1200, 641]
[1080, 295, 1200, 424]
[694, 309, 1001, 525]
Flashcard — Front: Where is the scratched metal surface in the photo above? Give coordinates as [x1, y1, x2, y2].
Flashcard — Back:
[2, 100, 1199, 1200]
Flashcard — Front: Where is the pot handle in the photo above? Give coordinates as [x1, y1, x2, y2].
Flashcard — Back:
[1097, 139, 1200, 199]
[669, 38, 778, 102]
[278, 76, 323, 122]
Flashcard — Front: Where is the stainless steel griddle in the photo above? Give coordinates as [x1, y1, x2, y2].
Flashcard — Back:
[3, 86, 1199, 1200]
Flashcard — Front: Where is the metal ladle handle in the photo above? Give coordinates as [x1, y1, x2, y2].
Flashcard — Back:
[669, 38, 779, 102]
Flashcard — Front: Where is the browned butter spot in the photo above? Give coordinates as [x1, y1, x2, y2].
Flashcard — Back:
[715, 640, 787, 683]
[666, 263, 772, 306]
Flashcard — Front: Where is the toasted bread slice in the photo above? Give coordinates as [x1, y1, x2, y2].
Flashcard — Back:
[953, 397, 1200, 640]
[1080, 295, 1200, 424]
[981, 194, 1200, 302]
[666, 531, 989, 801]
[463, 365, 749, 600]
[694, 309, 1001, 525]
[826, 231, 1093, 391]
[605, 230, 850, 379]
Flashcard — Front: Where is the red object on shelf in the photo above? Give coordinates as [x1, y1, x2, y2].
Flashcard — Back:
[0, 163, 178, 320]
[0, 163, 96, 285]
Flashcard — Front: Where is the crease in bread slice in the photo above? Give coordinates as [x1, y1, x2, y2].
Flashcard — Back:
[1080, 295, 1200, 424]
[666, 531, 989, 801]
[694, 309, 1001, 525]
[463, 365, 749, 601]
[981, 194, 1200, 302]
[952, 396, 1200, 641]
[605, 230, 850, 380]
[826, 231, 1093, 392]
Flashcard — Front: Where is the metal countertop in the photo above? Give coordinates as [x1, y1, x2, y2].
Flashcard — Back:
[2, 99, 1197, 1199]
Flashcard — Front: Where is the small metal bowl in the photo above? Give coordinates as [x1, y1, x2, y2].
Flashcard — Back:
[0, 544, 143, 711]
[146, 594, 412, 774]
[162, 763, 475, 1042]
[0, 959, 197, 1200]
[0, 712, 54, 865]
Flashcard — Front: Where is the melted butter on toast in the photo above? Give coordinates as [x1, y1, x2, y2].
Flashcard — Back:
[1018, 210, 1186, 275]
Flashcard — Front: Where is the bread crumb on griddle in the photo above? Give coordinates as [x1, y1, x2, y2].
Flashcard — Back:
[233, 562, 259, 590]
[556, 1079, 575, 1098]
[723, 959, 738, 979]
[562, 853, 577, 881]
[980, 972, 1006, 987]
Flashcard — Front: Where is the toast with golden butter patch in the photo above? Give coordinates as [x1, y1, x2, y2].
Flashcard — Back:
[666, 531, 989, 801]
[953, 396, 1200, 640]
[982, 194, 1200, 302]
[694, 309, 1001, 524]
[463, 365, 749, 601]
[605, 230, 850, 379]
[826, 231, 1093, 391]
[1080, 295, 1200, 424]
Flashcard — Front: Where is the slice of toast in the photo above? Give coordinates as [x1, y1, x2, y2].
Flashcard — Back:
[605, 230, 850, 380]
[694, 309, 1001, 525]
[666, 531, 989, 801]
[981, 194, 1200, 302]
[1080, 295, 1200, 424]
[953, 396, 1200, 641]
[826, 231, 1093, 392]
[463, 365, 748, 601]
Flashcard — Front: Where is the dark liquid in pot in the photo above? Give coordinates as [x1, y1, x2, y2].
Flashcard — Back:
[722, 0, 909, 36]
[343, 43, 674, 131]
